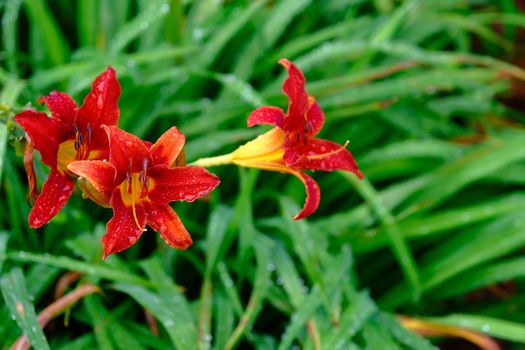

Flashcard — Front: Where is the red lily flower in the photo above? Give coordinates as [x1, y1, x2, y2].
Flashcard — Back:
[14, 67, 121, 228]
[68, 126, 220, 258]
[194, 59, 362, 219]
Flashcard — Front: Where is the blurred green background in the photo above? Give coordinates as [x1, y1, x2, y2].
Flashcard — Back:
[1, 0, 525, 349]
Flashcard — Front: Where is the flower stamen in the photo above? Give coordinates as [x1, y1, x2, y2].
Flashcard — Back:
[306, 140, 349, 160]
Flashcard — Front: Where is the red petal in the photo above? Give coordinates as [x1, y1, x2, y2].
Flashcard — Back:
[279, 59, 309, 133]
[148, 165, 220, 203]
[292, 172, 320, 220]
[284, 138, 362, 177]
[306, 99, 324, 137]
[102, 190, 146, 259]
[68, 160, 116, 194]
[146, 203, 192, 249]
[41, 91, 77, 126]
[15, 111, 64, 167]
[104, 126, 150, 174]
[77, 66, 121, 129]
[149, 127, 185, 166]
[28, 169, 74, 228]
[23, 141, 38, 205]
[247, 106, 286, 128]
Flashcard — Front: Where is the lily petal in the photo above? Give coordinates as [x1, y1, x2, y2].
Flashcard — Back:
[15, 111, 64, 167]
[41, 91, 77, 126]
[102, 190, 146, 259]
[23, 141, 38, 205]
[284, 138, 362, 177]
[28, 169, 75, 228]
[148, 165, 220, 203]
[232, 160, 320, 220]
[77, 66, 121, 129]
[103, 126, 149, 174]
[306, 98, 325, 137]
[292, 171, 321, 220]
[279, 59, 309, 133]
[146, 203, 192, 249]
[247, 106, 286, 128]
[231, 128, 286, 162]
[149, 126, 185, 166]
[68, 160, 116, 194]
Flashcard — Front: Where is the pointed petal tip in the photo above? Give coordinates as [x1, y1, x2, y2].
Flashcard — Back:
[278, 58, 292, 68]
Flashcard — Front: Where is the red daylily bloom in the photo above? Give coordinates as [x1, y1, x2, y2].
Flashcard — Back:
[14, 67, 121, 228]
[68, 126, 220, 258]
[195, 59, 362, 219]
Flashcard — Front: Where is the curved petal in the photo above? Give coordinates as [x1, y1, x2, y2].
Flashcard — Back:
[148, 165, 220, 203]
[284, 138, 362, 177]
[306, 98, 324, 137]
[41, 91, 77, 126]
[145, 203, 192, 249]
[23, 141, 38, 205]
[279, 59, 309, 133]
[231, 160, 320, 220]
[102, 190, 146, 259]
[14, 111, 64, 167]
[28, 169, 75, 228]
[247, 106, 285, 128]
[292, 171, 321, 220]
[149, 126, 185, 166]
[68, 160, 116, 194]
[77, 66, 121, 129]
[104, 126, 150, 174]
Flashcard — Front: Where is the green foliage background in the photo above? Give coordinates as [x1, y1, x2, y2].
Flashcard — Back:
[1, 0, 525, 349]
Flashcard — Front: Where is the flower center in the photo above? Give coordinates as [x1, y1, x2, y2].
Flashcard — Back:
[119, 158, 153, 231]
[73, 123, 92, 160]
[57, 123, 101, 175]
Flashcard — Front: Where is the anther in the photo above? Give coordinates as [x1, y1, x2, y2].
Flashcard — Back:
[87, 123, 92, 144]
[77, 132, 84, 146]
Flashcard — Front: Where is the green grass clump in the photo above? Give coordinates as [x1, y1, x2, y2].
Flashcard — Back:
[1, 0, 525, 349]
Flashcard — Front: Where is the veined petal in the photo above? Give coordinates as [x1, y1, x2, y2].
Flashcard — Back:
[104, 126, 149, 174]
[149, 126, 185, 166]
[232, 160, 320, 220]
[306, 98, 324, 137]
[231, 128, 286, 162]
[146, 204, 192, 249]
[279, 59, 309, 133]
[148, 165, 220, 203]
[247, 106, 285, 128]
[15, 111, 64, 167]
[77, 66, 121, 129]
[68, 160, 116, 194]
[41, 91, 77, 126]
[23, 141, 38, 205]
[28, 169, 75, 228]
[102, 189, 146, 259]
[284, 138, 362, 177]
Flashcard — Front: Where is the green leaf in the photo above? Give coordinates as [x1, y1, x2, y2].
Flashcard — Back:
[428, 314, 525, 343]
[1, 268, 50, 350]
